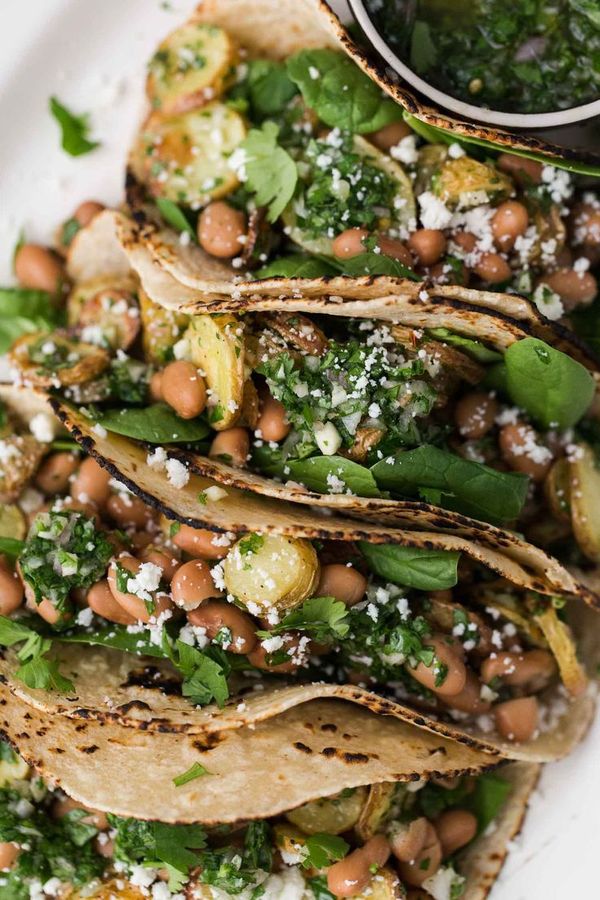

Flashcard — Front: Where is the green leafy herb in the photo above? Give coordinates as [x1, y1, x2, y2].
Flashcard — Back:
[170, 640, 230, 707]
[0, 288, 62, 353]
[308, 875, 336, 899]
[58, 622, 168, 659]
[504, 337, 596, 429]
[197, 822, 272, 894]
[0, 740, 17, 763]
[302, 833, 349, 870]
[358, 542, 460, 590]
[287, 455, 381, 498]
[170, 521, 181, 537]
[238, 122, 298, 221]
[0, 537, 25, 559]
[20, 510, 113, 611]
[155, 198, 197, 240]
[49, 96, 100, 156]
[173, 762, 210, 787]
[334, 251, 420, 280]
[419, 772, 511, 835]
[0, 616, 74, 693]
[110, 815, 207, 889]
[108, 356, 150, 405]
[257, 596, 350, 643]
[245, 59, 299, 117]
[256, 255, 337, 279]
[238, 533, 265, 556]
[60, 217, 82, 247]
[426, 328, 503, 364]
[371, 445, 529, 524]
[287, 49, 402, 133]
[96, 403, 209, 443]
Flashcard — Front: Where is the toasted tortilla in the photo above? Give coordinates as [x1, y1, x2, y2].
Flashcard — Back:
[0, 686, 496, 823]
[50, 398, 597, 606]
[1, 561, 596, 763]
[115, 211, 598, 370]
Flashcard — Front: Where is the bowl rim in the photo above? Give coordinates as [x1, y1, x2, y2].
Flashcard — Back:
[348, 0, 600, 129]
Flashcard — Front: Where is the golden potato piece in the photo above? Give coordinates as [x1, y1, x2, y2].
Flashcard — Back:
[9, 333, 110, 389]
[286, 786, 368, 836]
[72, 882, 146, 900]
[569, 442, 600, 562]
[139, 287, 189, 364]
[544, 458, 571, 524]
[435, 156, 513, 208]
[355, 783, 398, 841]
[532, 602, 587, 698]
[0, 436, 46, 504]
[223, 534, 319, 614]
[147, 22, 238, 116]
[186, 314, 246, 430]
[273, 823, 308, 860]
[0, 504, 27, 540]
[356, 866, 405, 900]
[136, 102, 246, 206]
[413, 143, 448, 196]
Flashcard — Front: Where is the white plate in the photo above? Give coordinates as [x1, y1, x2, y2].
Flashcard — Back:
[0, 2, 598, 897]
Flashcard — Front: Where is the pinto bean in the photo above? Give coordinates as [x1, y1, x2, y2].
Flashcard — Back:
[247, 633, 306, 673]
[149, 370, 164, 402]
[332, 228, 369, 259]
[139, 546, 180, 581]
[0, 842, 20, 870]
[0, 557, 24, 616]
[198, 202, 246, 259]
[409, 635, 467, 697]
[187, 600, 257, 654]
[15, 244, 64, 293]
[481, 649, 556, 689]
[35, 452, 79, 495]
[454, 392, 499, 440]
[172, 524, 231, 560]
[73, 201, 105, 227]
[494, 696, 539, 742]
[377, 235, 413, 267]
[209, 427, 250, 467]
[161, 360, 207, 419]
[107, 555, 173, 623]
[397, 822, 442, 887]
[441, 671, 492, 715]
[540, 268, 597, 310]
[497, 153, 543, 185]
[498, 423, 553, 482]
[407, 229, 447, 266]
[256, 393, 290, 442]
[491, 201, 529, 251]
[70, 457, 111, 508]
[389, 817, 429, 863]
[435, 809, 478, 857]
[170, 559, 221, 611]
[105, 493, 156, 529]
[316, 564, 367, 607]
[327, 835, 390, 897]
[367, 120, 412, 151]
[52, 795, 109, 830]
[87, 579, 137, 626]
[473, 252, 512, 284]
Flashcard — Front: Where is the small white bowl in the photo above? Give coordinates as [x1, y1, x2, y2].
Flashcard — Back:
[348, 0, 600, 129]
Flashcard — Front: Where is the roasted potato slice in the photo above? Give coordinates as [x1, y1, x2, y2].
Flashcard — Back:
[147, 22, 238, 116]
[544, 458, 571, 523]
[273, 823, 308, 860]
[68, 275, 140, 351]
[355, 783, 400, 841]
[0, 504, 27, 540]
[286, 787, 368, 836]
[568, 442, 600, 561]
[284, 135, 415, 256]
[72, 883, 146, 900]
[0, 752, 29, 787]
[9, 333, 110, 389]
[435, 156, 513, 208]
[356, 866, 406, 900]
[186, 314, 246, 430]
[136, 102, 246, 206]
[413, 143, 448, 196]
[530, 601, 587, 698]
[223, 534, 319, 614]
[139, 287, 189, 364]
[0, 436, 46, 504]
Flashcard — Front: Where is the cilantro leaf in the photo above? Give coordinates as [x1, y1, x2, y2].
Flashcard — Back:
[239, 122, 298, 221]
[155, 198, 197, 240]
[110, 816, 207, 883]
[0, 616, 75, 693]
[173, 762, 210, 787]
[0, 289, 62, 353]
[16, 656, 75, 693]
[171, 640, 230, 707]
[287, 49, 403, 133]
[49, 96, 100, 156]
[257, 597, 350, 643]
[302, 833, 349, 870]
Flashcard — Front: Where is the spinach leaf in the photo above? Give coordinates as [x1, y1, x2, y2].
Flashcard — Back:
[371, 445, 529, 524]
[238, 122, 298, 221]
[287, 455, 381, 498]
[0, 537, 25, 559]
[0, 288, 61, 353]
[49, 96, 100, 157]
[359, 542, 460, 590]
[251, 443, 287, 478]
[334, 252, 420, 280]
[426, 327, 503, 364]
[287, 49, 403, 133]
[504, 337, 595, 429]
[58, 623, 168, 659]
[96, 403, 209, 443]
[155, 198, 196, 240]
[246, 60, 298, 117]
[256, 255, 336, 279]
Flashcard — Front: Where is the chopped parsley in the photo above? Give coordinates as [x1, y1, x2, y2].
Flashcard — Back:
[19, 510, 114, 613]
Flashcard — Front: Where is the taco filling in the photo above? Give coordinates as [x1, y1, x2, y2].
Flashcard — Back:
[0, 738, 527, 899]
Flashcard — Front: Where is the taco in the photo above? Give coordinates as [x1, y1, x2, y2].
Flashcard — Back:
[0, 723, 538, 900]
[0, 386, 595, 763]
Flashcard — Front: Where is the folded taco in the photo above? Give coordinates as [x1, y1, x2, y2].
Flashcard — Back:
[0, 723, 538, 900]
[0, 387, 595, 763]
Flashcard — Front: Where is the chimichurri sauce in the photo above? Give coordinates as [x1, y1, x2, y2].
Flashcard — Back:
[366, 0, 600, 114]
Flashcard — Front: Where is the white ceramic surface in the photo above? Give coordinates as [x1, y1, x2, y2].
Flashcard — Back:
[0, 2, 598, 898]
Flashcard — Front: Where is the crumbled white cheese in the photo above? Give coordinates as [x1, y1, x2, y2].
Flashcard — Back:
[165, 458, 190, 489]
[29, 412, 55, 443]
[314, 421, 342, 455]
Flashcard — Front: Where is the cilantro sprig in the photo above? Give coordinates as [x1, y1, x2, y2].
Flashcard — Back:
[237, 121, 298, 221]
[49, 96, 100, 157]
[256, 596, 350, 644]
[0, 617, 74, 693]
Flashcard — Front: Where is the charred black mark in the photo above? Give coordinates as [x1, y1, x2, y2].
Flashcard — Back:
[80, 745, 99, 754]
[320, 723, 337, 733]
[52, 747, 65, 754]
[191, 733, 223, 751]
[116, 700, 152, 714]
[320, 747, 370, 764]
[121, 666, 181, 695]
[293, 742, 313, 754]
[429, 746, 448, 756]
[75, 723, 88, 733]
